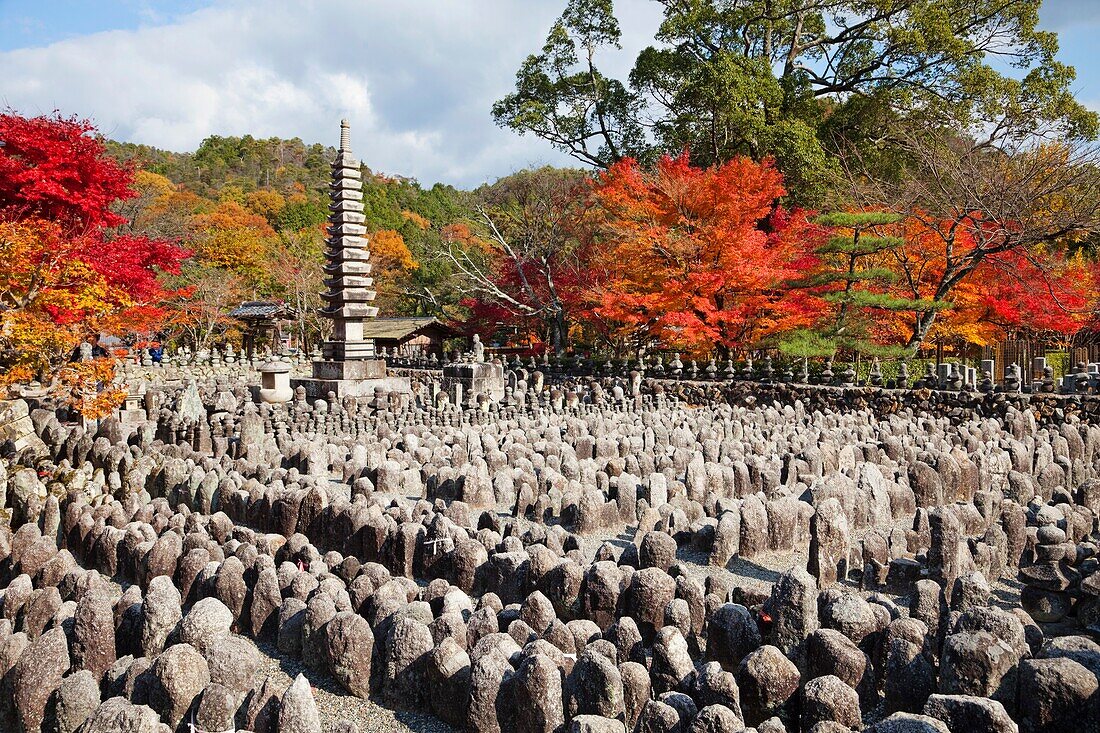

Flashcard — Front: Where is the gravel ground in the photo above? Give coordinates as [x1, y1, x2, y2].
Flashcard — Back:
[253, 640, 454, 733]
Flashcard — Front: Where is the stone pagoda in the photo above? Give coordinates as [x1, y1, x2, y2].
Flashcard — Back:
[292, 119, 409, 398]
[320, 118, 379, 364]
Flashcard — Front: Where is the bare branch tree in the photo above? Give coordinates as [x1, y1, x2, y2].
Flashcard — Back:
[437, 168, 590, 353]
[272, 230, 330, 351]
[163, 263, 245, 350]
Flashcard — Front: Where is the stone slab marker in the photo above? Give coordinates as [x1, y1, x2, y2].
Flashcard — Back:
[809, 498, 850, 588]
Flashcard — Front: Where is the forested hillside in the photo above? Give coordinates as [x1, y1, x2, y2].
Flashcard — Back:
[98, 122, 1100, 364]
[103, 134, 472, 350]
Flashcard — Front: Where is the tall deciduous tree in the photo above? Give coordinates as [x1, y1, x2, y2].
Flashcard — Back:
[162, 262, 246, 351]
[369, 228, 420, 314]
[494, 0, 1098, 204]
[269, 228, 329, 352]
[926, 249, 1095, 349]
[491, 0, 647, 169]
[442, 167, 593, 353]
[854, 130, 1100, 351]
[0, 112, 134, 230]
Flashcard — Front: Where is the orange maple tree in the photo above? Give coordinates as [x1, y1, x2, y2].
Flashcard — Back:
[370, 229, 419, 277]
[864, 214, 1097, 352]
[585, 153, 825, 354]
[188, 200, 277, 282]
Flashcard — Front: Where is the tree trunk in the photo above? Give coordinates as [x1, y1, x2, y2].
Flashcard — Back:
[905, 309, 939, 354]
[548, 310, 568, 355]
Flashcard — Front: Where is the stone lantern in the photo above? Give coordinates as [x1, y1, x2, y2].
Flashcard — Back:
[258, 360, 293, 403]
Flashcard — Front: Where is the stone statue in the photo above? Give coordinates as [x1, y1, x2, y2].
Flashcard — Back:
[948, 363, 963, 391]
[1040, 366, 1055, 393]
[869, 358, 884, 388]
[1003, 363, 1021, 393]
[1075, 361, 1091, 394]
[472, 334, 485, 363]
[979, 369, 994, 394]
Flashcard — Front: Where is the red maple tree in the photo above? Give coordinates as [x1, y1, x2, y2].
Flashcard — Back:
[0, 113, 135, 231]
[585, 153, 825, 354]
[0, 112, 188, 410]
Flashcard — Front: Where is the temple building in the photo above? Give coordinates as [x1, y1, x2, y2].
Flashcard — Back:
[363, 317, 462, 359]
[228, 300, 298, 358]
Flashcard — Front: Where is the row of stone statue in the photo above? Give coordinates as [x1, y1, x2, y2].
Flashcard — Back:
[379, 348, 1100, 396]
[108, 338, 1100, 398]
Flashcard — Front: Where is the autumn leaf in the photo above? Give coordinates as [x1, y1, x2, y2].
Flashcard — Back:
[0, 113, 187, 409]
[586, 152, 826, 354]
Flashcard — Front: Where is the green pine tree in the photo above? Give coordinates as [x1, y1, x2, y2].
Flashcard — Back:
[785, 212, 949, 359]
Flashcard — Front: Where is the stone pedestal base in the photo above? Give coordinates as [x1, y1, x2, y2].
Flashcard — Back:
[291, 376, 411, 400]
[295, 358, 410, 400]
[442, 361, 505, 402]
[312, 359, 387, 380]
[118, 408, 148, 426]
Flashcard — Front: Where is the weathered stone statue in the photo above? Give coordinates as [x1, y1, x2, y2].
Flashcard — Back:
[1002, 362, 1022, 393]
[1040, 365, 1055, 393]
[443, 333, 503, 402]
[896, 361, 909, 389]
[869, 358, 884, 388]
[1075, 361, 1091, 394]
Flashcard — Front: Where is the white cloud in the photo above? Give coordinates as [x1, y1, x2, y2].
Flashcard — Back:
[0, 0, 665, 187]
[1040, 0, 1100, 30]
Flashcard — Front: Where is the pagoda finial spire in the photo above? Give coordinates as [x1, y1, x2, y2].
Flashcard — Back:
[339, 118, 351, 152]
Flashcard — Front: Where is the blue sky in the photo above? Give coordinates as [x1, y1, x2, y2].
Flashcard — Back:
[1, 0, 1098, 187]
[0, 1, 214, 51]
[1037, 1, 1100, 109]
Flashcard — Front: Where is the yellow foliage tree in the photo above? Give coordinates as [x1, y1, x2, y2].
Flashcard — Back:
[0, 219, 129, 415]
[371, 229, 419, 275]
[245, 189, 286, 225]
[368, 229, 419, 313]
[188, 201, 278, 290]
[120, 171, 209, 240]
